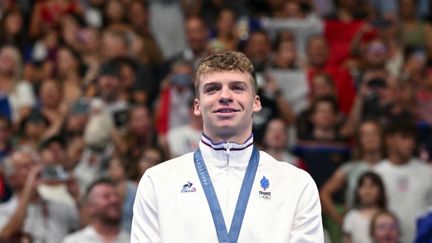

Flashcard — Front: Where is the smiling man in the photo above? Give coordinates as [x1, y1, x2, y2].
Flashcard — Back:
[131, 51, 323, 243]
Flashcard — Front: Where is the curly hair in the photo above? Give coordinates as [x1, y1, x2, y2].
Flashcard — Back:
[195, 51, 257, 96]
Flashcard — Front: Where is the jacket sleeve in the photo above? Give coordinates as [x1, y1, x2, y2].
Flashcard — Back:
[289, 174, 324, 243]
[131, 173, 161, 243]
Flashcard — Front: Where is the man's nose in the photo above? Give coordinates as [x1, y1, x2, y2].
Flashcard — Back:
[219, 87, 233, 104]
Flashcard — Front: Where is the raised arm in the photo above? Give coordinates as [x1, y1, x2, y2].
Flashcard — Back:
[319, 168, 347, 226]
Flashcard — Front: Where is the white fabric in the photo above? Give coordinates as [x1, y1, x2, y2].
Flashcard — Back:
[149, 1, 187, 59]
[168, 88, 193, 130]
[374, 159, 432, 243]
[343, 209, 373, 243]
[267, 69, 310, 115]
[132, 136, 324, 243]
[62, 225, 130, 243]
[8, 81, 36, 122]
[0, 196, 79, 243]
[167, 125, 201, 157]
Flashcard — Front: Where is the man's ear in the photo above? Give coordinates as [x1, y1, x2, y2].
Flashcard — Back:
[253, 95, 262, 112]
[193, 98, 201, 116]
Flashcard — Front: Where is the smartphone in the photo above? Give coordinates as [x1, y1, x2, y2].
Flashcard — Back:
[41, 165, 69, 181]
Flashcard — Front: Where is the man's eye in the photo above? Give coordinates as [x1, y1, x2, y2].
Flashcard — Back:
[232, 85, 245, 91]
[204, 86, 218, 93]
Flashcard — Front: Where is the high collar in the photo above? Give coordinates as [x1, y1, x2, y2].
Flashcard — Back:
[198, 134, 255, 169]
[200, 134, 254, 151]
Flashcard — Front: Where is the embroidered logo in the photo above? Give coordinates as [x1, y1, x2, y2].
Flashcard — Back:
[259, 176, 271, 200]
[181, 181, 196, 193]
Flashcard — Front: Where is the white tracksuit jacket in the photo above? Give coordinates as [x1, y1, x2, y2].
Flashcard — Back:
[131, 135, 323, 243]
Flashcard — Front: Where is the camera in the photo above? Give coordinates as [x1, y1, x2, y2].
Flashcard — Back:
[41, 165, 69, 181]
[366, 78, 387, 90]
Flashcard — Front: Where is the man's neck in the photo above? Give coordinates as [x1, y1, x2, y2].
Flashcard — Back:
[388, 154, 410, 165]
[92, 221, 121, 241]
[266, 148, 284, 160]
[204, 128, 252, 145]
[362, 151, 382, 165]
[313, 127, 335, 140]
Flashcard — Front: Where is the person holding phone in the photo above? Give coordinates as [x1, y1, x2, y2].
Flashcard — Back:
[0, 147, 79, 243]
[131, 51, 323, 243]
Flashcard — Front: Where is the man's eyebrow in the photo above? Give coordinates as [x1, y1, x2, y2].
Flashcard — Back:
[230, 81, 248, 85]
[202, 82, 220, 88]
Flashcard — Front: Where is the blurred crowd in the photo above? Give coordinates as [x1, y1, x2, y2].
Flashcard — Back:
[1, 0, 432, 242]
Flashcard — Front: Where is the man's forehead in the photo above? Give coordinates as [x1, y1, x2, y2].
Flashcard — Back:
[200, 71, 250, 83]
[12, 152, 32, 164]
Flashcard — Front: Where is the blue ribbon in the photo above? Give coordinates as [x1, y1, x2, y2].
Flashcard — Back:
[193, 146, 260, 243]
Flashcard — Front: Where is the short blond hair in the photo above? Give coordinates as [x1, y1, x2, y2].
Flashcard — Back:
[195, 51, 257, 96]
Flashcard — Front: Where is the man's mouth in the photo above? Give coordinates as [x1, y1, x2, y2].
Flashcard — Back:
[214, 108, 239, 113]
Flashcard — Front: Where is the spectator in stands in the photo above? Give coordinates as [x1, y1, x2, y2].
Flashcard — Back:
[36, 137, 79, 206]
[208, 8, 239, 52]
[155, 59, 195, 136]
[64, 135, 85, 171]
[270, 36, 300, 70]
[102, 0, 127, 30]
[399, 0, 432, 50]
[92, 59, 129, 118]
[168, 16, 209, 69]
[61, 98, 89, 140]
[29, 0, 83, 40]
[0, 45, 36, 124]
[62, 178, 130, 243]
[0, 7, 28, 52]
[305, 35, 356, 114]
[126, 0, 163, 66]
[56, 45, 85, 106]
[107, 156, 137, 232]
[167, 98, 202, 158]
[38, 79, 68, 139]
[136, 146, 164, 181]
[374, 120, 432, 243]
[0, 147, 79, 243]
[59, 14, 85, 53]
[100, 30, 130, 62]
[321, 120, 384, 225]
[244, 30, 272, 73]
[113, 105, 155, 165]
[370, 210, 401, 243]
[343, 171, 388, 243]
[261, 117, 302, 168]
[18, 108, 50, 150]
[252, 71, 295, 144]
[343, 69, 415, 137]
[293, 95, 350, 243]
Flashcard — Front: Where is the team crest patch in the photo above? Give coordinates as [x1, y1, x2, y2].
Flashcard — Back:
[259, 176, 271, 200]
[181, 181, 196, 193]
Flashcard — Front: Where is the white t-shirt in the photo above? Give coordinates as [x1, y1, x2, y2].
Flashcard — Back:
[167, 125, 201, 157]
[132, 135, 324, 243]
[374, 159, 432, 243]
[62, 225, 130, 243]
[343, 209, 373, 243]
[0, 196, 79, 243]
[8, 81, 36, 122]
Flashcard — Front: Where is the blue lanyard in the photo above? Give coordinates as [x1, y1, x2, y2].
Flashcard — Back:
[193, 146, 260, 243]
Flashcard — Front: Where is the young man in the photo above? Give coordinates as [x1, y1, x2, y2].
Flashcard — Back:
[131, 51, 323, 242]
[374, 121, 432, 243]
[63, 179, 130, 243]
